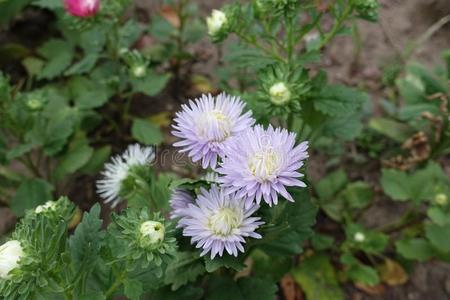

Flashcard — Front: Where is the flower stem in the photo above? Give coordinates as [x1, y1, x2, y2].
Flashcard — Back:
[105, 270, 127, 298]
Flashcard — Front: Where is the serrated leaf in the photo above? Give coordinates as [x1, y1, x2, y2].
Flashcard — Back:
[68, 76, 111, 109]
[292, 254, 344, 300]
[314, 85, 368, 116]
[131, 118, 164, 145]
[69, 204, 104, 268]
[65, 53, 99, 76]
[204, 255, 246, 273]
[53, 141, 93, 181]
[341, 181, 373, 209]
[10, 178, 54, 217]
[37, 39, 74, 80]
[427, 207, 450, 226]
[164, 252, 205, 290]
[32, 0, 63, 9]
[124, 279, 144, 300]
[131, 71, 170, 96]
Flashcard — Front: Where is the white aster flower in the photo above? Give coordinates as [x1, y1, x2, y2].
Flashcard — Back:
[0, 240, 24, 279]
[96, 144, 155, 208]
[206, 9, 227, 36]
[35, 201, 57, 214]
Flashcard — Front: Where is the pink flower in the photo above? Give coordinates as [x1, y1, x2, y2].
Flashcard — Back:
[64, 0, 100, 18]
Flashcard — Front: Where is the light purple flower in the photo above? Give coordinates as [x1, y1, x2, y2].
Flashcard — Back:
[179, 185, 263, 259]
[217, 125, 308, 207]
[172, 93, 255, 169]
[169, 188, 194, 221]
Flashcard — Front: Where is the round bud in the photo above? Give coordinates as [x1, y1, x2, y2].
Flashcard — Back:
[140, 221, 165, 245]
[206, 10, 227, 37]
[354, 232, 365, 242]
[269, 82, 291, 105]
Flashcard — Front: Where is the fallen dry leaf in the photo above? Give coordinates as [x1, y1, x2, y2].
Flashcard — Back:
[68, 207, 83, 230]
[355, 283, 386, 296]
[160, 5, 180, 28]
[378, 259, 408, 286]
[281, 273, 304, 300]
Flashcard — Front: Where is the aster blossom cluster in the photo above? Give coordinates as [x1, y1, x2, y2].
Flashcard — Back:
[64, 0, 100, 18]
[170, 92, 309, 258]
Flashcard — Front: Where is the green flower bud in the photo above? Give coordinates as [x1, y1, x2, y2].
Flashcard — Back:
[354, 0, 379, 22]
[269, 82, 291, 105]
[206, 9, 227, 37]
[0, 240, 23, 279]
[26, 98, 43, 111]
[140, 221, 165, 246]
[435, 193, 448, 206]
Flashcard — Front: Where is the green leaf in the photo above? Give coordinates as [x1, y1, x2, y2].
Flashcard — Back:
[206, 276, 277, 300]
[251, 249, 291, 280]
[341, 254, 380, 286]
[315, 169, 348, 200]
[204, 255, 246, 273]
[341, 181, 373, 209]
[396, 238, 435, 261]
[79, 146, 111, 174]
[425, 223, 450, 253]
[131, 118, 164, 145]
[311, 234, 335, 251]
[6, 143, 34, 161]
[22, 57, 44, 76]
[37, 39, 74, 80]
[79, 292, 106, 300]
[292, 254, 344, 300]
[153, 285, 203, 300]
[53, 140, 94, 181]
[258, 189, 317, 256]
[124, 279, 144, 300]
[131, 71, 170, 96]
[33, 0, 63, 9]
[164, 252, 205, 290]
[322, 113, 363, 141]
[368, 118, 414, 142]
[69, 204, 104, 268]
[119, 20, 142, 48]
[314, 85, 368, 116]
[68, 76, 111, 109]
[427, 207, 450, 226]
[10, 178, 53, 217]
[381, 163, 447, 203]
[65, 53, 99, 76]
[345, 223, 388, 254]
[0, 0, 32, 24]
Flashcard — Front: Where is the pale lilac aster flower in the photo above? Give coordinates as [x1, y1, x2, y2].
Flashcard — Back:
[64, 0, 100, 18]
[217, 125, 308, 207]
[179, 185, 263, 259]
[169, 188, 194, 221]
[172, 93, 255, 169]
[97, 144, 154, 208]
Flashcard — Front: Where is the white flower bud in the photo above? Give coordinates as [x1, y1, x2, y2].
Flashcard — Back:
[354, 232, 365, 242]
[269, 82, 291, 105]
[35, 201, 57, 214]
[0, 240, 23, 279]
[132, 65, 147, 78]
[206, 10, 227, 36]
[140, 221, 165, 245]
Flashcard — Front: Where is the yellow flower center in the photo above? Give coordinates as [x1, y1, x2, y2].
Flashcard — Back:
[248, 148, 280, 180]
[208, 208, 241, 236]
[197, 110, 231, 142]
